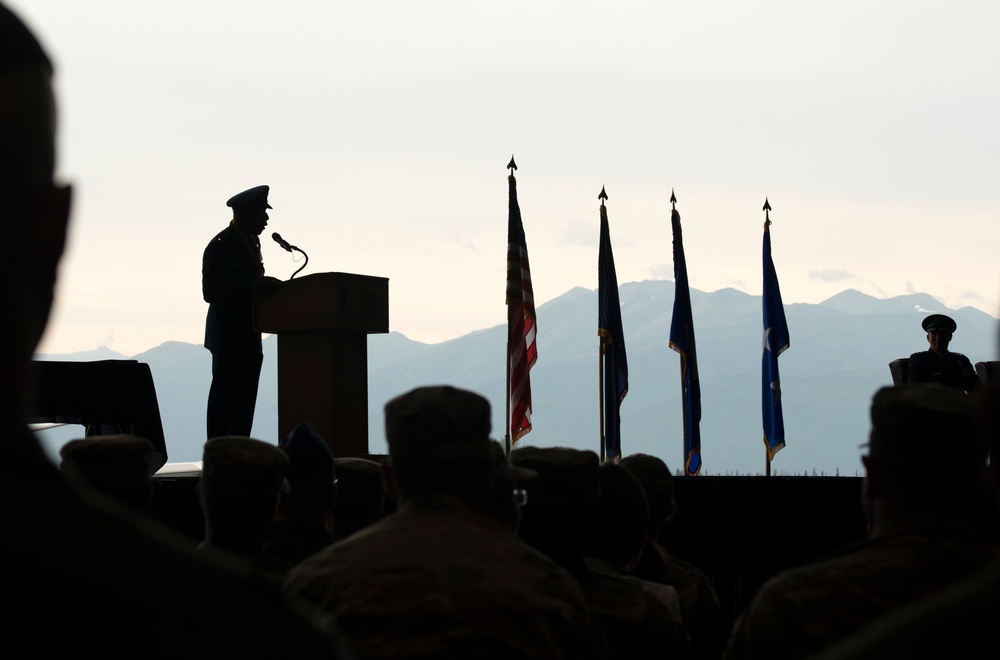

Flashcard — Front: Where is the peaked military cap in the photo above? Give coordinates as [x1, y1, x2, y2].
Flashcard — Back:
[922, 314, 957, 334]
[226, 185, 272, 209]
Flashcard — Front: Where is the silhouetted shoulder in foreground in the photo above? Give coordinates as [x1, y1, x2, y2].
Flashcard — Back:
[0, 6, 348, 655]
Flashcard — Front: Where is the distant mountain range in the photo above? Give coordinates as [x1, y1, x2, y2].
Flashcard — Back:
[33, 282, 999, 476]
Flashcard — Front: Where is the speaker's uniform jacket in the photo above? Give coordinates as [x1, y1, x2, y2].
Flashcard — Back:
[203, 222, 265, 437]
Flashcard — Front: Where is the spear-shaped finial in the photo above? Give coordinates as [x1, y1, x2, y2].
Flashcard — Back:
[599, 186, 608, 207]
[670, 188, 677, 211]
[508, 155, 517, 175]
[763, 197, 772, 227]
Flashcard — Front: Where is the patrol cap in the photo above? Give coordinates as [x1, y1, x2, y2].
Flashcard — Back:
[867, 385, 980, 462]
[333, 457, 384, 506]
[60, 435, 155, 477]
[279, 422, 335, 483]
[384, 385, 492, 463]
[487, 440, 538, 482]
[59, 436, 154, 509]
[201, 436, 289, 494]
[226, 185, 272, 210]
[509, 446, 600, 503]
[618, 453, 674, 497]
[922, 314, 957, 334]
[334, 456, 382, 481]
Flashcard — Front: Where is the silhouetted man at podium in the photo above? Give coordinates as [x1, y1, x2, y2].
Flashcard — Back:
[203, 185, 279, 438]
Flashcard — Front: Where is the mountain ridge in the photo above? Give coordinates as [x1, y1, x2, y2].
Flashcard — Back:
[33, 282, 999, 476]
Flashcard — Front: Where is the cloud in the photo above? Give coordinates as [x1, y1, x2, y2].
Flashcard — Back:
[558, 219, 596, 248]
[98, 332, 116, 348]
[649, 262, 673, 279]
[955, 289, 987, 306]
[808, 269, 858, 283]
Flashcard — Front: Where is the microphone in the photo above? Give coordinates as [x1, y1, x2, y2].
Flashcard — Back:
[272, 232, 294, 252]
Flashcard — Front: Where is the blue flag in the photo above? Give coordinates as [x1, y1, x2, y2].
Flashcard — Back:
[667, 207, 702, 475]
[762, 219, 789, 460]
[598, 202, 628, 463]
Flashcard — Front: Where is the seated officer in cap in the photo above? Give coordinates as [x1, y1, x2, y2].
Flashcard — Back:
[284, 385, 601, 660]
[724, 385, 998, 660]
[202, 184, 281, 438]
[907, 313, 979, 392]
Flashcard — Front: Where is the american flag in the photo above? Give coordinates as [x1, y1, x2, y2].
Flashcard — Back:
[506, 172, 536, 443]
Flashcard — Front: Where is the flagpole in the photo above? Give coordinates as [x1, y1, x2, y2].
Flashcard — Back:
[504, 158, 515, 456]
[764, 198, 771, 477]
[599, 344, 606, 462]
[598, 188, 608, 462]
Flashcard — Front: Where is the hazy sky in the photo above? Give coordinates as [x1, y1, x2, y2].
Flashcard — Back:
[15, 0, 999, 356]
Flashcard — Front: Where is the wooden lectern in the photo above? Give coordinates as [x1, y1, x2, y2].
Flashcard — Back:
[254, 272, 388, 456]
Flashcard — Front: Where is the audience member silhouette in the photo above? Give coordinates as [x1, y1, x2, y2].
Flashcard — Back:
[0, 6, 347, 656]
[197, 435, 294, 578]
[511, 446, 693, 660]
[59, 435, 155, 515]
[203, 184, 280, 438]
[331, 456, 386, 541]
[907, 313, 979, 392]
[284, 385, 600, 659]
[585, 462, 684, 621]
[262, 422, 337, 565]
[620, 453, 728, 660]
[724, 384, 998, 660]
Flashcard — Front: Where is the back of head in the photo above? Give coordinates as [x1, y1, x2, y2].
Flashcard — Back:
[200, 436, 289, 549]
[1, 4, 69, 376]
[588, 462, 650, 572]
[384, 385, 493, 503]
[59, 435, 154, 513]
[867, 385, 986, 502]
[510, 446, 600, 562]
[0, 4, 53, 186]
[278, 422, 335, 514]
[332, 456, 385, 539]
[619, 453, 675, 533]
